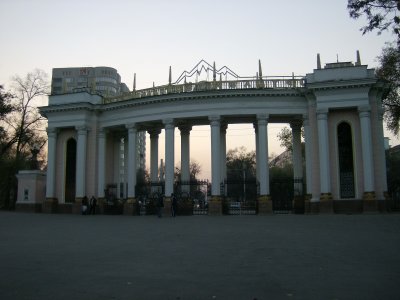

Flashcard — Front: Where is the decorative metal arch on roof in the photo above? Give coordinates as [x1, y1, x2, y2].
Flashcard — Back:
[105, 59, 305, 104]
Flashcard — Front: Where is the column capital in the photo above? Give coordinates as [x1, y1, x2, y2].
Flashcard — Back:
[125, 123, 136, 129]
[209, 115, 220, 127]
[98, 128, 108, 138]
[163, 118, 175, 129]
[178, 124, 192, 134]
[76, 125, 89, 134]
[257, 113, 269, 121]
[148, 128, 162, 138]
[290, 120, 302, 130]
[126, 123, 137, 134]
[358, 105, 371, 118]
[46, 127, 58, 137]
[316, 109, 328, 120]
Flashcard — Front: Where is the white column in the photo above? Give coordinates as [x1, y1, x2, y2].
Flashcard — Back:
[149, 129, 161, 183]
[254, 123, 260, 182]
[164, 119, 175, 197]
[291, 121, 303, 195]
[75, 126, 88, 199]
[303, 116, 313, 195]
[45, 127, 57, 199]
[220, 123, 227, 184]
[317, 109, 331, 195]
[209, 116, 221, 196]
[359, 106, 375, 193]
[97, 128, 106, 198]
[179, 125, 191, 182]
[126, 123, 137, 199]
[257, 114, 269, 196]
[376, 108, 388, 193]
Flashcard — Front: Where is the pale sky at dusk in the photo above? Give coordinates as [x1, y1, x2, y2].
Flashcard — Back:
[0, 0, 398, 179]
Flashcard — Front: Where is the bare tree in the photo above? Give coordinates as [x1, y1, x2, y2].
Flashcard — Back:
[2, 69, 49, 161]
[0, 70, 49, 209]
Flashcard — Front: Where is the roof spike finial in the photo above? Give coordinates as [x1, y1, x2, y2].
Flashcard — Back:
[213, 61, 216, 82]
[169, 66, 172, 85]
[356, 50, 361, 66]
[258, 59, 263, 79]
[317, 53, 321, 69]
[133, 73, 136, 91]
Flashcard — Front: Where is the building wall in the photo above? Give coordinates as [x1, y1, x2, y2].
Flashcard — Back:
[56, 129, 76, 203]
[328, 110, 363, 200]
[51, 66, 127, 96]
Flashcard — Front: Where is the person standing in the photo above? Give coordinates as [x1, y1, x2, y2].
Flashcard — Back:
[171, 193, 177, 217]
[89, 196, 97, 215]
[82, 196, 88, 215]
[157, 194, 164, 218]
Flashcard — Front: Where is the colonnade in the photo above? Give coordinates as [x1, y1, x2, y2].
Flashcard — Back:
[44, 103, 381, 213]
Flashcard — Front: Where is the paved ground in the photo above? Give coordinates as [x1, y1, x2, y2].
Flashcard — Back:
[0, 212, 399, 300]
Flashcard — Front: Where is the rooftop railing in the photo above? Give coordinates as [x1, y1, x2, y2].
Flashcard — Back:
[104, 76, 305, 104]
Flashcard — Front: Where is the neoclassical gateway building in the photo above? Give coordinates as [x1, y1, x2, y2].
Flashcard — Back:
[34, 53, 389, 215]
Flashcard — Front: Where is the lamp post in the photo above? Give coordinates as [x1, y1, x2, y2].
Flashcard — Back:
[30, 142, 40, 170]
[242, 162, 246, 202]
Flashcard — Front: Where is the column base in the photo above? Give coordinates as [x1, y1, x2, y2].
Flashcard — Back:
[124, 198, 139, 216]
[319, 193, 333, 213]
[162, 197, 172, 217]
[42, 198, 58, 214]
[363, 191, 377, 213]
[209, 196, 223, 215]
[257, 195, 272, 215]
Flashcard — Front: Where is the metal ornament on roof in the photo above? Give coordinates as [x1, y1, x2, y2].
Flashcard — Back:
[174, 59, 240, 84]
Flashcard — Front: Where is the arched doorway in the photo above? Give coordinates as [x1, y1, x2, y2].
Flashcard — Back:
[337, 122, 355, 198]
[65, 138, 77, 203]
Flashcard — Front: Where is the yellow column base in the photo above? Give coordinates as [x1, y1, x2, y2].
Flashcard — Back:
[257, 195, 272, 215]
[126, 197, 136, 204]
[124, 198, 139, 216]
[209, 196, 223, 215]
[363, 191, 377, 213]
[319, 193, 333, 213]
[362, 192, 376, 201]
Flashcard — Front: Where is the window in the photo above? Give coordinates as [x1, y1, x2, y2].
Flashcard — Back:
[337, 122, 355, 198]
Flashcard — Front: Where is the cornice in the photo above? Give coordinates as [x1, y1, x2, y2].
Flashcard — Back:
[102, 89, 306, 112]
[40, 89, 307, 115]
[306, 78, 378, 91]
[39, 102, 98, 115]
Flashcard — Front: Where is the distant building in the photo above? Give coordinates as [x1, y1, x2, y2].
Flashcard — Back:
[50, 66, 145, 193]
[51, 66, 130, 96]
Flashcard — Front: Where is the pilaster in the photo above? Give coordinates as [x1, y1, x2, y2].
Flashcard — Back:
[209, 116, 221, 197]
[45, 127, 58, 202]
[75, 125, 88, 200]
[126, 123, 137, 200]
[163, 119, 175, 197]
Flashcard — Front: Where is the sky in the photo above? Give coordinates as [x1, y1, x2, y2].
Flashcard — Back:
[0, 0, 399, 179]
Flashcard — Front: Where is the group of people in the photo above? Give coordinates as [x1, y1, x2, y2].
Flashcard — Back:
[156, 193, 178, 218]
[81, 196, 97, 215]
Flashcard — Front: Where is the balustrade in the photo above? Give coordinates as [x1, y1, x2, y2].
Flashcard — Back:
[104, 77, 305, 103]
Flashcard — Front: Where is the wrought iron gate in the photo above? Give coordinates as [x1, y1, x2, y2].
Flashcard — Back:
[175, 180, 209, 215]
[270, 178, 304, 214]
[221, 179, 258, 215]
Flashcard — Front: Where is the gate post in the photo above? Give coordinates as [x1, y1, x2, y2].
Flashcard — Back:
[209, 196, 223, 215]
[124, 198, 139, 215]
[257, 195, 272, 215]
